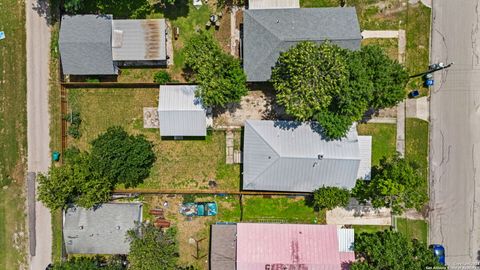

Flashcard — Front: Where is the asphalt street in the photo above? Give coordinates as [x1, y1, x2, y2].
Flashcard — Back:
[429, 0, 480, 266]
[26, 0, 52, 268]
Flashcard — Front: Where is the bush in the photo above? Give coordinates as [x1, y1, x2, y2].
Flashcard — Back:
[154, 71, 171, 84]
[64, 111, 82, 139]
[310, 186, 350, 210]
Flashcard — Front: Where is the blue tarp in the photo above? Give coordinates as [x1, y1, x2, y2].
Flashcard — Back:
[0, 32, 5, 40]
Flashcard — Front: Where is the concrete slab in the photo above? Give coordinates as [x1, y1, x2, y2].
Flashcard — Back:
[327, 199, 392, 226]
[396, 101, 405, 157]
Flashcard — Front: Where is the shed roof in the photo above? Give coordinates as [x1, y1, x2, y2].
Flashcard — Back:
[210, 224, 237, 270]
[158, 85, 206, 136]
[59, 15, 117, 75]
[63, 203, 142, 254]
[243, 8, 362, 81]
[236, 223, 351, 270]
[243, 120, 366, 192]
[248, 0, 299, 9]
[112, 19, 166, 61]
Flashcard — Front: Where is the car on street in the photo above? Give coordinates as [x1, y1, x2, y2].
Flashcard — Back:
[430, 244, 446, 265]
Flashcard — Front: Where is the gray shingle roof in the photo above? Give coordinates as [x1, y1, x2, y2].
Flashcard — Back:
[63, 203, 142, 254]
[158, 85, 207, 136]
[210, 224, 237, 270]
[243, 8, 362, 81]
[59, 15, 117, 75]
[243, 120, 365, 192]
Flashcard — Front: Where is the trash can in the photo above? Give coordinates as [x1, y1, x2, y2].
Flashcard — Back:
[52, 151, 60, 162]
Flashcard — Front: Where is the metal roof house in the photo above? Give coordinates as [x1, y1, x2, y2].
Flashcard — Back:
[63, 203, 142, 254]
[210, 223, 355, 270]
[242, 8, 362, 81]
[158, 85, 211, 137]
[59, 15, 167, 76]
[243, 120, 371, 192]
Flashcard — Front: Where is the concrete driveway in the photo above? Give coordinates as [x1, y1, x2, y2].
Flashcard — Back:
[429, 0, 480, 265]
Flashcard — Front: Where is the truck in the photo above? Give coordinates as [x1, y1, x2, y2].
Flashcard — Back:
[180, 202, 217, 217]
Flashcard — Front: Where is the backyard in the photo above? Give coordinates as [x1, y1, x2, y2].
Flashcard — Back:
[0, 0, 28, 268]
[66, 88, 240, 191]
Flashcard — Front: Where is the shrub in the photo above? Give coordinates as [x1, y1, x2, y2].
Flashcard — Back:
[154, 71, 171, 84]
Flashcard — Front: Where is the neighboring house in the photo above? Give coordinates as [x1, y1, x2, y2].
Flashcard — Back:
[210, 223, 355, 270]
[242, 7, 362, 81]
[59, 15, 167, 76]
[158, 85, 212, 137]
[243, 120, 371, 192]
[248, 0, 299, 10]
[63, 203, 142, 254]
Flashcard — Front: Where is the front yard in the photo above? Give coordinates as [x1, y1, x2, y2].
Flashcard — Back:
[357, 123, 397, 165]
[66, 88, 240, 191]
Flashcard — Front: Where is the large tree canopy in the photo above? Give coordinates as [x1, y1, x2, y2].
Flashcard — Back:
[310, 186, 350, 210]
[351, 230, 441, 270]
[271, 42, 409, 139]
[127, 223, 179, 270]
[90, 126, 156, 188]
[184, 31, 248, 107]
[352, 154, 428, 214]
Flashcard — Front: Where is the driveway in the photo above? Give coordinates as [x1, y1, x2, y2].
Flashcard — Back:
[429, 0, 480, 265]
[26, 0, 52, 268]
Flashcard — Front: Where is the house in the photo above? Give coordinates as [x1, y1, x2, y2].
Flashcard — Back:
[59, 15, 167, 76]
[242, 8, 362, 81]
[248, 0, 299, 10]
[243, 120, 371, 192]
[158, 85, 212, 137]
[63, 203, 142, 254]
[210, 223, 355, 270]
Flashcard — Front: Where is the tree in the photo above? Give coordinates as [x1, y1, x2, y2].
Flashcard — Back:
[271, 42, 408, 139]
[38, 165, 79, 210]
[311, 186, 350, 210]
[184, 31, 248, 107]
[352, 154, 428, 214]
[359, 45, 409, 110]
[127, 223, 179, 270]
[271, 41, 349, 121]
[351, 230, 441, 270]
[63, 0, 84, 14]
[153, 71, 171, 84]
[89, 126, 156, 188]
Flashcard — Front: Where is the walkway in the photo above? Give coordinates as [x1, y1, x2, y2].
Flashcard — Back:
[26, 0, 52, 268]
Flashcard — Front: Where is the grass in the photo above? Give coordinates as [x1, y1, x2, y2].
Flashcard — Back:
[0, 0, 28, 268]
[300, 0, 340, 8]
[405, 118, 429, 196]
[358, 123, 397, 166]
[361, 38, 398, 60]
[51, 209, 64, 263]
[353, 225, 391, 234]
[66, 88, 240, 190]
[396, 218, 428, 243]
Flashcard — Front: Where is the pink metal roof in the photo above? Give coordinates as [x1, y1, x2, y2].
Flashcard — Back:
[236, 223, 351, 270]
[339, 252, 355, 270]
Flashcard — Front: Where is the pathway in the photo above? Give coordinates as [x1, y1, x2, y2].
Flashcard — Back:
[26, 0, 52, 268]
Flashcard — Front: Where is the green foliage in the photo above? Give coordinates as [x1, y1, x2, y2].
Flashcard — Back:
[127, 223, 179, 270]
[175, 266, 199, 270]
[271, 42, 408, 139]
[352, 154, 428, 214]
[184, 31, 248, 107]
[89, 126, 156, 188]
[64, 111, 82, 139]
[351, 230, 441, 270]
[50, 256, 124, 270]
[85, 78, 100, 83]
[311, 186, 350, 210]
[63, 0, 84, 14]
[153, 70, 172, 84]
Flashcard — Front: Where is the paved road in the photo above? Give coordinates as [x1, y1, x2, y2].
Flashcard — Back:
[429, 0, 480, 266]
[26, 0, 52, 268]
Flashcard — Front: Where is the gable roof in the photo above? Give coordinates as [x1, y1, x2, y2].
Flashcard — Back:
[210, 224, 237, 270]
[112, 19, 167, 61]
[63, 203, 142, 254]
[243, 120, 365, 192]
[235, 223, 354, 270]
[158, 85, 207, 136]
[59, 15, 117, 75]
[243, 8, 362, 81]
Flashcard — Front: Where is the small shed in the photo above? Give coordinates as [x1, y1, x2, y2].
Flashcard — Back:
[158, 85, 207, 137]
[210, 224, 237, 270]
[63, 203, 142, 254]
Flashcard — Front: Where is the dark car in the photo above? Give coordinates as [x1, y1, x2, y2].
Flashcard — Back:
[430, 244, 445, 265]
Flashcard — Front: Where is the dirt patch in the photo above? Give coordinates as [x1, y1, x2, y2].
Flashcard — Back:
[214, 8, 231, 54]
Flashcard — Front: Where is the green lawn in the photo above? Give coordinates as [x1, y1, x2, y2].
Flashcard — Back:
[358, 123, 397, 166]
[67, 88, 240, 191]
[353, 225, 391, 234]
[51, 210, 64, 263]
[396, 218, 428, 243]
[405, 118, 429, 190]
[0, 0, 28, 268]
[361, 38, 398, 60]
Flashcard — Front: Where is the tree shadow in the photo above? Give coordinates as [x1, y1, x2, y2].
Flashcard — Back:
[162, 0, 190, 20]
[31, 0, 55, 26]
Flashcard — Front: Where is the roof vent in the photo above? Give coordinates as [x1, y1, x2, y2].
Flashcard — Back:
[318, 153, 324, 160]
[79, 225, 84, 230]
[116, 226, 121, 230]
[276, 19, 279, 23]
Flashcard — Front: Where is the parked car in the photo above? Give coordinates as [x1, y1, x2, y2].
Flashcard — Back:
[180, 202, 217, 217]
[430, 244, 445, 265]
